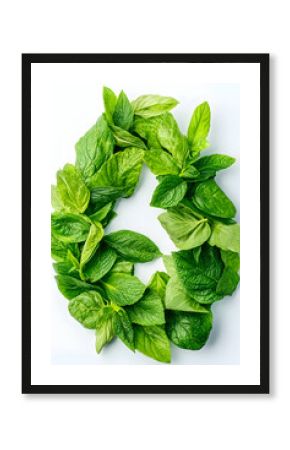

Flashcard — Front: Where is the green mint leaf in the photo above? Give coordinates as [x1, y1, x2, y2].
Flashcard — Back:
[80, 222, 104, 272]
[95, 306, 115, 353]
[68, 291, 104, 329]
[144, 149, 179, 176]
[75, 115, 114, 188]
[220, 250, 240, 272]
[103, 86, 117, 124]
[51, 212, 91, 243]
[126, 290, 165, 326]
[188, 101, 211, 152]
[158, 204, 211, 250]
[101, 273, 146, 306]
[51, 234, 79, 262]
[113, 309, 135, 351]
[150, 175, 187, 208]
[104, 230, 161, 263]
[131, 95, 178, 118]
[179, 164, 200, 180]
[157, 113, 189, 168]
[55, 274, 99, 300]
[166, 310, 213, 350]
[194, 154, 235, 172]
[165, 276, 209, 313]
[82, 246, 117, 283]
[134, 325, 171, 363]
[111, 125, 147, 149]
[89, 186, 125, 212]
[216, 266, 240, 296]
[132, 116, 164, 149]
[89, 202, 113, 224]
[209, 222, 240, 253]
[55, 164, 90, 213]
[147, 271, 169, 303]
[90, 148, 144, 197]
[192, 179, 236, 219]
[110, 259, 134, 274]
[113, 90, 134, 130]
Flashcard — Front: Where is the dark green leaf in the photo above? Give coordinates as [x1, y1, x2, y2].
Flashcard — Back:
[150, 175, 187, 208]
[180, 165, 200, 179]
[51, 212, 91, 243]
[104, 230, 161, 262]
[55, 274, 98, 300]
[192, 179, 236, 219]
[82, 246, 117, 283]
[134, 325, 171, 363]
[166, 310, 213, 350]
[220, 250, 240, 272]
[68, 291, 104, 328]
[101, 273, 146, 306]
[89, 186, 125, 211]
[216, 267, 240, 296]
[113, 90, 134, 130]
[113, 309, 135, 351]
[89, 202, 113, 224]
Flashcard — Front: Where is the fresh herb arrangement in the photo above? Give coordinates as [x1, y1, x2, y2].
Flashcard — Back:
[51, 87, 240, 363]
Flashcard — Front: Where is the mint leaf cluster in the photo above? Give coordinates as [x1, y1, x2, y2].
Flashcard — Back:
[51, 87, 240, 363]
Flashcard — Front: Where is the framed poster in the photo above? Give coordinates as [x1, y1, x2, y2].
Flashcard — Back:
[22, 53, 269, 394]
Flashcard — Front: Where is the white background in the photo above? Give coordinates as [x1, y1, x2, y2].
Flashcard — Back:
[0, 1, 286, 450]
[36, 64, 240, 366]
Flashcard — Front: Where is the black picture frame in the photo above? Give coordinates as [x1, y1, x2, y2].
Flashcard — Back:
[22, 53, 269, 394]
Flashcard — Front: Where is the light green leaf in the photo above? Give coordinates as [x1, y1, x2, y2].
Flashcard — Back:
[144, 149, 179, 176]
[147, 271, 169, 303]
[95, 306, 115, 353]
[126, 290, 165, 326]
[134, 325, 171, 363]
[89, 202, 113, 224]
[90, 147, 144, 197]
[82, 246, 117, 283]
[101, 273, 146, 306]
[209, 222, 240, 252]
[113, 309, 135, 351]
[133, 116, 164, 148]
[150, 175, 187, 208]
[80, 222, 104, 271]
[188, 101, 211, 152]
[180, 165, 200, 179]
[55, 164, 90, 213]
[132, 95, 178, 118]
[75, 116, 114, 188]
[51, 234, 79, 262]
[166, 310, 213, 350]
[113, 90, 134, 130]
[104, 230, 161, 262]
[158, 204, 211, 250]
[165, 277, 209, 313]
[111, 125, 146, 149]
[103, 86, 117, 124]
[192, 179, 236, 219]
[51, 212, 91, 243]
[111, 259, 134, 274]
[157, 113, 188, 167]
[68, 291, 104, 329]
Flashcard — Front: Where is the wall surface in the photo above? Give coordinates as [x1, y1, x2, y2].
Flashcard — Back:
[0, 1, 286, 449]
